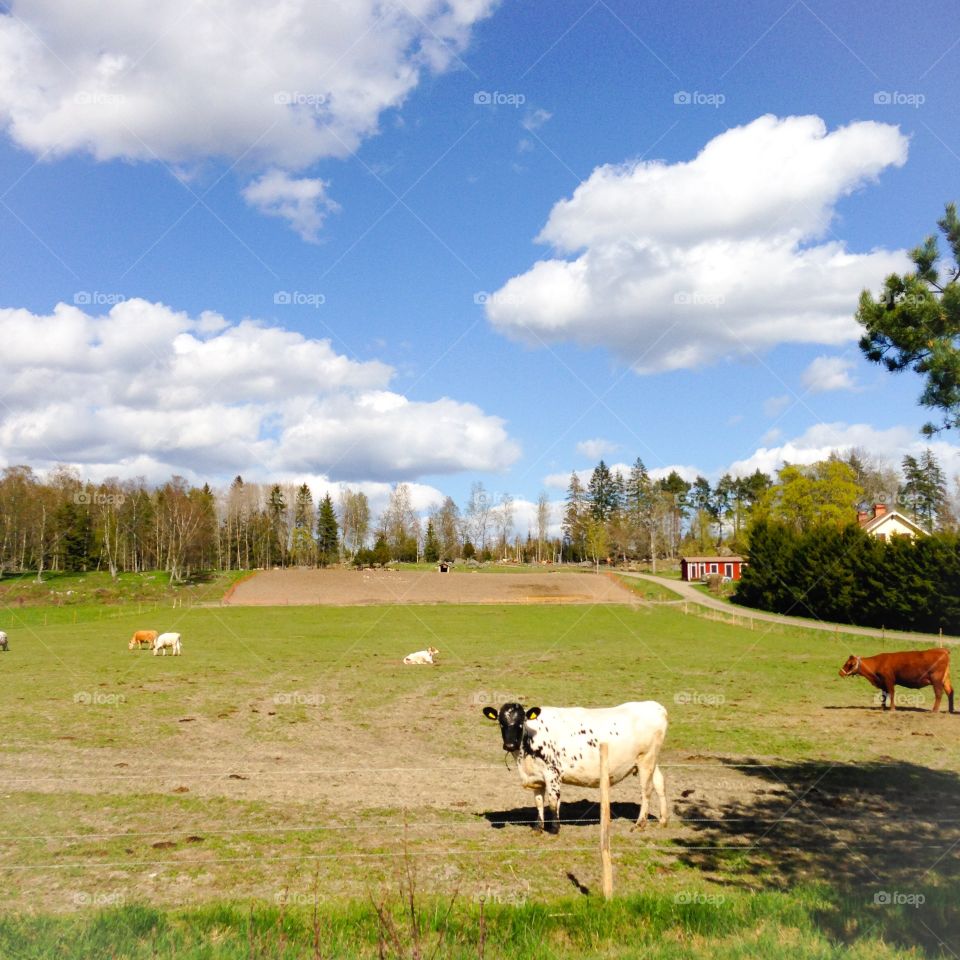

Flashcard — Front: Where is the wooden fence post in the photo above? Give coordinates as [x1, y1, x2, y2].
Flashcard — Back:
[599, 742, 613, 900]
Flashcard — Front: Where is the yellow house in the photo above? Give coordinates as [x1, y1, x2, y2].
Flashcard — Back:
[857, 502, 925, 541]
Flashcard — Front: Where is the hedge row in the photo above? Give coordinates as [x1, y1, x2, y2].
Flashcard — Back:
[733, 521, 960, 634]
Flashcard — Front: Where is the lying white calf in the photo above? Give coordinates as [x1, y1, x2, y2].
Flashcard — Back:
[403, 646, 438, 665]
[153, 632, 182, 656]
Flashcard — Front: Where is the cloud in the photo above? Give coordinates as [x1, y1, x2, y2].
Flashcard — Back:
[486, 115, 910, 372]
[763, 395, 792, 418]
[242, 171, 339, 242]
[726, 422, 960, 480]
[575, 437, 618, 460]
[0, 1, 496, 234]
[0, 299, 520, 483]
[522, 108, 552, 131]
[801, 355, 858, 393]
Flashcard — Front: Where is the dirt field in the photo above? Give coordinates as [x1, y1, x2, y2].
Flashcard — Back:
[223, 568, 637, 606]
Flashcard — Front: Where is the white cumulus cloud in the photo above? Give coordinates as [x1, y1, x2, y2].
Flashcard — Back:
[726, 422, 960, 480]
[0, 0, 496, 235]
[486, 115, 910, 372]
[0, 299, 520, 483]
[242, 171, 339, 243]
[575, 437, 618, 459]
[801, 355, 859, 393]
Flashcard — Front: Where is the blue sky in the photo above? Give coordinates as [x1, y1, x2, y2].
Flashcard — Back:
[0, 0, 958, 526]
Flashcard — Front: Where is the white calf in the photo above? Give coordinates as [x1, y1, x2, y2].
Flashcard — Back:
[153, 632, 182, 656]
[403, 646, 438, 665]
[0, 631, 7, 651]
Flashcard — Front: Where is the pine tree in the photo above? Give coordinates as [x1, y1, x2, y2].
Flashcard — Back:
[563, 472, 588, 560]
[316, 494, 339, 567]
[690, 476, 715, 551]
[587, 460, 618, 522]
[423, 520, 440, 563]
[658, 471, 691, 558]
[857, 202, 960, 435]
[291, 483, 316, 566]
[266, 484, 287, 566]
[901, 449, 947, 531]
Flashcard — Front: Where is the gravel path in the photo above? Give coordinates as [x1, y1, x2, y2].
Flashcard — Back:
[620, 572, 956, 646]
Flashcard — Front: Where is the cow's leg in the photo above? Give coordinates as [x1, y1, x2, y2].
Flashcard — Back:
[886, 682, 896, 711]
[653, 764, 668, 827]
[932, 681, 943, 713]
[946, 672, 955, 714]
[632, 752, 657, 831]
[544, 777, 561, 834]
[533, 789, 545, 833]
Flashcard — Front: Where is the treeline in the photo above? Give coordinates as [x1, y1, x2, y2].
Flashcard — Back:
[734, 521, 960, 633]
[0, 445, 956, 580]
[560, 458, 772, 564]
[0, 468, 551, 578]
[561, 447, 957, 565]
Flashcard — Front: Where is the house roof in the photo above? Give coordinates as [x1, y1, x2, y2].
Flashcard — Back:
[681, 556, 745, 563]
[860, 509, 926, 537]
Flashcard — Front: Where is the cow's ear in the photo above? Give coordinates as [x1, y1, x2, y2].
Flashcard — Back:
[525, 707, 541, 720]
[482, 706, 499, 721]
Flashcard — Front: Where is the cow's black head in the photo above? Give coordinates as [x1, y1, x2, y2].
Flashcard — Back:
[482, 702, 541, 752]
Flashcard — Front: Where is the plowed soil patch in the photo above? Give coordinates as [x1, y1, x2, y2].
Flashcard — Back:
[223, 568, 636, 606]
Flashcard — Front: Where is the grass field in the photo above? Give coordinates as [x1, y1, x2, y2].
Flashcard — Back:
[2, 585, 958, 957]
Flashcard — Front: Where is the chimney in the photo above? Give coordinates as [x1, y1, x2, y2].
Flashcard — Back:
[857, 509, 869, 525]
[873, 502, 888, 518]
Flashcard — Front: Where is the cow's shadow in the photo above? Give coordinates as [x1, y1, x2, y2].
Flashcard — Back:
[672, 758, 960, 955]
[674, 758, 960, 888]
[481, 799, 652, 831]
[822, 704, 940, 714]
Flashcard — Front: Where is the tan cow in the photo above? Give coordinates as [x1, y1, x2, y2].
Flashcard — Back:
[128, 630, 158, 651]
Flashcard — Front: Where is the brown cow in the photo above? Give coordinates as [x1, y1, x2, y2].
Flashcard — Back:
[128, 630, 158, 651]
[839, 648, 954, 713]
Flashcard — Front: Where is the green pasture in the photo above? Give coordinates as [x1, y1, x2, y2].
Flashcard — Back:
[1, 596, 958, 957]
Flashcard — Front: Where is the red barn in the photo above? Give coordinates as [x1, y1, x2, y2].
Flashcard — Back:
[680, 556, 746, 582]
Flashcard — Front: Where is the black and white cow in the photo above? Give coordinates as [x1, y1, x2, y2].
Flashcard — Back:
[482, 701, 668, 833]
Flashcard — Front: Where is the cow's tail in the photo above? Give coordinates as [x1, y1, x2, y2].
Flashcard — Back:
[945, 667, 955, 713]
